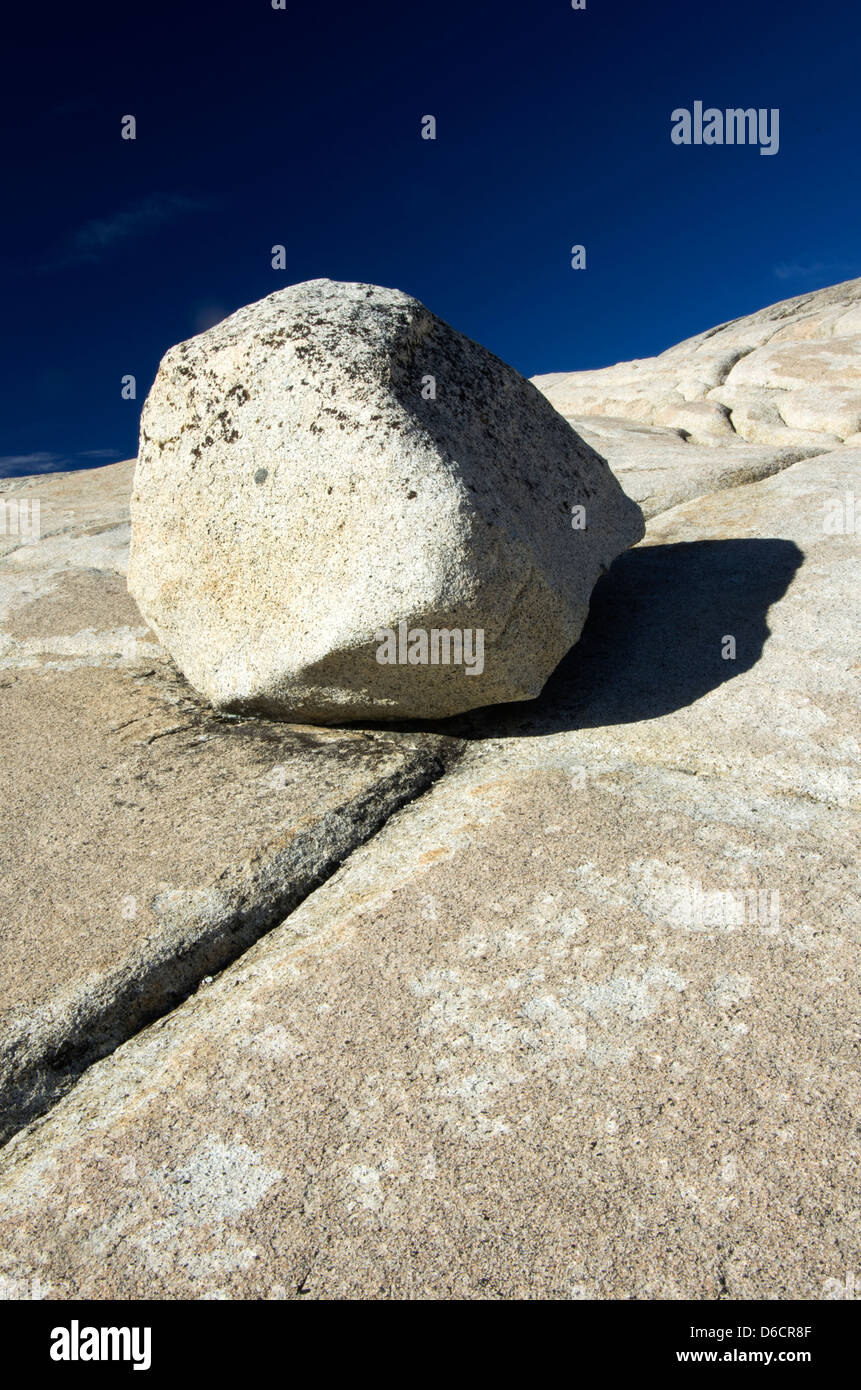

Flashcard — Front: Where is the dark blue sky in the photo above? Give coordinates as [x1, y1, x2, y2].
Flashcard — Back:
[2, 0, 859, 477]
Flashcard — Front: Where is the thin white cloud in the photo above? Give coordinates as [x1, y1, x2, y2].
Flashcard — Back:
[0, 452, 65, 474]
[0, 450, 124, 478]
[43, 193, 209, 270]
[774, 259, 858, 281]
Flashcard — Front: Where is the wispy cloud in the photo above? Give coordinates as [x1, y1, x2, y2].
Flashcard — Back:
[774, 259, 858, 282]
[0, 450, 124, 479]
[42, 193, 209, 270]
[0, 452, 65, 476]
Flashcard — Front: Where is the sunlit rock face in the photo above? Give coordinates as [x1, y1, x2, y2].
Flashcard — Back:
[128, 278, 644, 723]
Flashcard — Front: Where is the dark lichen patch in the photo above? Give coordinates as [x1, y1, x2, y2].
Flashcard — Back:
[215, 409, 240, 443]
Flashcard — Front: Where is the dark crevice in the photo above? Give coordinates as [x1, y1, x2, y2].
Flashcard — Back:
[0, 738, 462, 1149]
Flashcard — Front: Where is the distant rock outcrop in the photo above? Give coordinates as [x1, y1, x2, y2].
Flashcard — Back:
[128, 279, 644, 723]
[533, 276, 861, 452]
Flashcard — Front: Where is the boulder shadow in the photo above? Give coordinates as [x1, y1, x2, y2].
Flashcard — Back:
[449, 537, 805, 740]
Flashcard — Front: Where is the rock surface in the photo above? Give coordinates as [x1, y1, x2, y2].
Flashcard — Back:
[1, 448, 856, 1298]
[533, 275, 861, 451]
[128, 279, 644, 723]
[568, 415, 823, 519]
[1, 280, 858, 1300]
[0, 466, 451, 1144]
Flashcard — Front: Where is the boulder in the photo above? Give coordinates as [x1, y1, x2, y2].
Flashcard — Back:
[128, 279, 644, 723]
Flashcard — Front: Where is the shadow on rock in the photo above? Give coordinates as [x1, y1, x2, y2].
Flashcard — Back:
[444, 537, 805, 740]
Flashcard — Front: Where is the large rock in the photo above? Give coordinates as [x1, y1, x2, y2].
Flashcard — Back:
[533, 275, 861, 450]
[128, 280, 644, 723]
